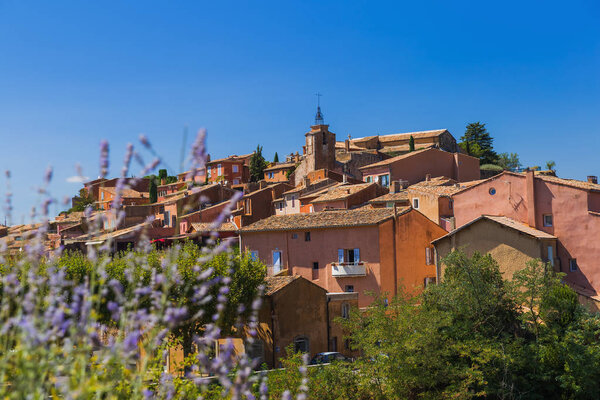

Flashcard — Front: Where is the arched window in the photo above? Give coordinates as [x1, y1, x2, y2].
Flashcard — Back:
[294, 336, 309, 353]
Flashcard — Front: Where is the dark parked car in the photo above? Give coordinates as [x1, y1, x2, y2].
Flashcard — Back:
[309, 352, 351, 365]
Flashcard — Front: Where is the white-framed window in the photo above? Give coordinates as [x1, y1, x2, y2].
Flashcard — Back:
[268, 172, 274, 179]
[543, 214, 553, 227]
[547, 246, 554, 266]
[425, 247, 433, 265]
[365, 176, 372, 183]
[217, 164, 222, 176]
[413, 198, 420, 209]
[569, 259, 578, 272]
[232, 165, 239, 173]
[273, 251, 282, 273]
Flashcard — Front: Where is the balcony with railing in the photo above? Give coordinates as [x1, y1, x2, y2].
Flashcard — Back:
[331, 262, 367, 277]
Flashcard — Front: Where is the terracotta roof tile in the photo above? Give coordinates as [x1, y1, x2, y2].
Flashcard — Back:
[359, 148, 434, 170]
[264, 162, 296, 172]
[311, 183, 375, 203]
[101, 187, 149, 198]
[351, 129, 448, 144]
[369, 191, 409, 203]
[264, 275, 301, 296]
[190, 221, 238, 233]
[240, 208, 399, 232]
[207, 153, 254, 165]
[433, 215, 556, 244]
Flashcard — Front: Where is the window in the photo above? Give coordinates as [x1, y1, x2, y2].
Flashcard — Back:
[322, 133, 327, 145]
[163, 211, 170, 227]
[273, 251, 282, 273]
[246, 340, 264, 364]
[232, 165, 239, 173]
[365, 176, 372, 183]
[171, 215, 176, 228]
[413, 198, 420, 209]
[250, 251, 259, 261]
[547, 246, 554, 266]
[233, 179, 240, 185]
[207, 168, 212, 178]
[294, 336, 309, 353]
[278, 202, 283, 211]
[424, 277, 436, 287]
[379, 174, 390, 188]
[489, 187, 496, 195]
[569, 259, 578, 272]
[101, 191, 105, 201]
[291, 195, 296, 208]
[244, 198, 252, 215]
[217, 164, 222, 176]
[425, 247, 433, 265]
[543, 214, 553, 227]
[338, 248, 360, 264]
[341, 303, 350, 319]
[345, 285, 354, 293]
[305, 232, 311, 241]
[449, 199, 453, 210]
[313, 262, 319, 270]
[386, 202, 394, 208]
[291, 233, 298, 239]
[268, 172, 274, 179]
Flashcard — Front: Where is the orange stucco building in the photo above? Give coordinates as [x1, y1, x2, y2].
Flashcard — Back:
[240, 208, 447, 307]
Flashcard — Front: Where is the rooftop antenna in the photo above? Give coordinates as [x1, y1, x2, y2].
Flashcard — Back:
[314, 92, 324, 125]
[179, 125, 188, 173]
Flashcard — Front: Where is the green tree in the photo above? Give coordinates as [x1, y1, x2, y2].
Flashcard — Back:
[148, 175, 158, 203]
[459, 122, 498, 165]
[409, 135, 415, 152]
[546, 160, 556, 171]
[69, 188, 96, 212]
[497, 152, 521, 171]
[249, 145, 268, 182]
[273, 152, 279, 163]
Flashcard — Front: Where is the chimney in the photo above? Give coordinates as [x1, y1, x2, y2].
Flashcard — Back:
[425, 174, 431, 182]
[588, 176, 598, 184]
[526, 169, 537, 227]
[345, 139, 350, 152]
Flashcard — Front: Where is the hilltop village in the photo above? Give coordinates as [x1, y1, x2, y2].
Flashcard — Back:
[3, 109, 600, 367]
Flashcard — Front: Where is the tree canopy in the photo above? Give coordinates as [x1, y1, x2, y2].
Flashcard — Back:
[68, 188, 96, 213]
[249, 145, 268, 182]
[459, 122, 498, 165]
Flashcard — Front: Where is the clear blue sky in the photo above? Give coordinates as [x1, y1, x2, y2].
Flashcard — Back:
[1, 0, 599, 223]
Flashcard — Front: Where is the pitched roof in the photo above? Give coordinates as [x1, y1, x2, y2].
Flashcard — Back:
[190, 221, 238, 233]
[311, 183, 375, 203]
[100, 187, 149, 198]
[432, 215, 556, 244]
[351, 129, 448, 145]
[359, 148, 434, 170]
[283, 178, 336, 195]
[207, 153, 254, 165]
[535, 174, 600, 192]
[264, 162, 296, 172]
[240, 208, 400, 232]
[368, 191, 409, 203]
[264, 275, 302, 296]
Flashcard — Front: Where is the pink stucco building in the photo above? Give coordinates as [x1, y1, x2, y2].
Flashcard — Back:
[239, 208, 447, 307]
[451, 170, 600, 297]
